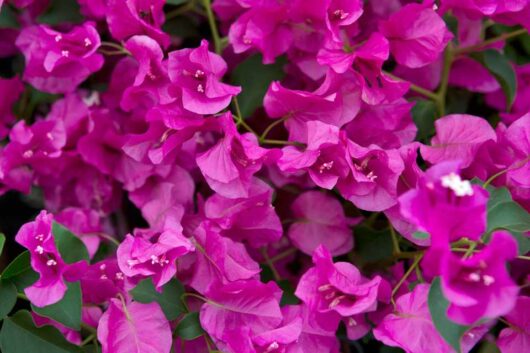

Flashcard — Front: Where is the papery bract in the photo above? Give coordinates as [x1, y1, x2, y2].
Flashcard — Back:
[16, 22, 103, 93]
[97, 299, 172, 353]
[288, 191, 356, 256]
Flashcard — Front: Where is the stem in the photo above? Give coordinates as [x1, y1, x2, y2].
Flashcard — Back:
[81, 323, 97, 335]
[17, 292, 28, 301]
[81, 334, 95, 346]
[202, 0, 222, 54]
[260, 117, 288, 141]
[483, 155, 530, 188]
[389, 226, 401, 255]
[384, 71, 439, 101]
[181, 292, 209, 303]
[391, 253, 424, 307]
[261, 139, 302, 146]
[270, 247, 298, 263]
[99, 41, 130, 55]
[455, 28, 528, 55]
[261, 247, 281, 282]
[166, 0, 196, 19]
[436, 44, 454, 117]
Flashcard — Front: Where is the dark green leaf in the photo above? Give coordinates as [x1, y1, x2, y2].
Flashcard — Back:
[428, 278, 469, 353]
[412, 231, 430, 241]
[354, 226, 393, 264]
[81, 345, 100, 353]
[486, 186, 530, 235]
[175, 312, 204, 340]
[0, 310, 83, 353]
[278, 280, 299, 306]
[130, 278, 185, 320]
[1, 251, 38, 291]
[412, 100, 437, 141]
[166, 0, 189, 5]
[231, 54, 286, 117]
[52, 222, 89, 264]
[443, 14, 458, 43]
[0, 281, 17, 320]
[0, 233, 5, 256]
[163, 16, 199, 39]
[38, 0, 83, 25]
[32, 281, 82, 330]
[475, 50, 517, 110]
[0, 5, 19, 28]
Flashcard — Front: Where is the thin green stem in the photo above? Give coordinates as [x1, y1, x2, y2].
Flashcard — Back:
[391, 253, 424, 307]
[389, 226, 401, 255]
[455, 28, 528, 55]
[436, 44, 454, 117]
[166, 0, 196, 19]
[17, 293, 28, 301]
[202, 0, 222, 54]
[483, 155, 530, 188]
[81, 334, 95, 346]
[261, 139, 302, 146]
[100, 41, 130, 56]
[384, 71, 439, 101]
[260, 117, 288, 141]
[81, 323, 97, 335]
[261, 247, 281, 282]
[270, 247, 298, 263]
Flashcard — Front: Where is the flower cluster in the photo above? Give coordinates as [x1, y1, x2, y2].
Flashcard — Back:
[0, 0, 528, 353]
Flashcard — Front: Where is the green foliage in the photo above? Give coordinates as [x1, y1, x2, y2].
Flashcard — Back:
[0, 233, 5, 256]
[0, 310, 83, 353]
[52, 222, 89, 264]
[175, 312, 204, 340]
[411, 100, 437, 141]
[354, 226, 394, 264]
[1, 251, 38, 292]
[130, 278, 186, 320]
[231, 54, 286, 117]
[486, 186, 530, 235]
[473, 50, 517, 110]
[38, 0, 84, 25]
[0, 281, 17, 320]
[428, 278, 470, 353]
[31, 282, 82, 330]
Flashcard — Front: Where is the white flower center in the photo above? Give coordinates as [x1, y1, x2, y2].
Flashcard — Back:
[441, 173, 474, 197]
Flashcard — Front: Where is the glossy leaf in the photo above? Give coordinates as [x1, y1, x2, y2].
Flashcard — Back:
[31, 281, 82, 330]
[1, 251, 38, 292]
[0, 310, 83, 353]
[52, 222, 89, 264]
[428, 278, 469, 353]
[0, 233, 5, 256]
[175, 312, 204, 340]
[412, 99, 437, 141]
[231, 54, 286, 117]
[486, 186, 530, 235]
[0, 281, 17, 320]
[130, 278, 185, 320]
[475, 50, 517, 110]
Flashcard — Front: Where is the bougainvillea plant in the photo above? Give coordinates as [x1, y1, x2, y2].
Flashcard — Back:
[0, 0, 529, 352]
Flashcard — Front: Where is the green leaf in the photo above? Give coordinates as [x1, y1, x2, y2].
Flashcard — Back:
[1, 251, 38, 291]
[0, 310, 83, 353]
[31, 281, 82, 330]
[354, 226, 393, 264]
[0, 5, 19, 28]
[175, 312, 204, 340]
[130, 278, 185, 320]
[166, 0, 189, 5]
[412, 231, 430, 241]
[278, 280, 299, 306]
[81, 345, 100, 353]
[0, 233, 5, 256]
[474, 50, 517, 110]
[52, 222, 89, 264]
[0, 281, 17, 320]
[231, 54, 286, 117]
[38, 0, 83, 25]
[412, 99, 437, 141]
[428, 278, 469, 353]
[486, 186, 530, 235]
